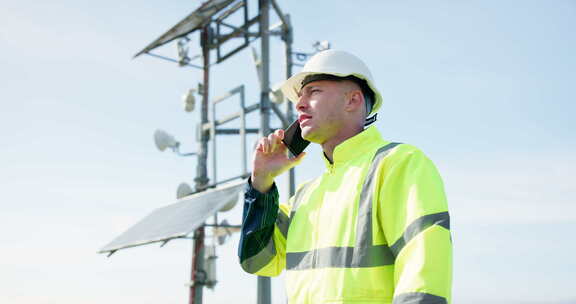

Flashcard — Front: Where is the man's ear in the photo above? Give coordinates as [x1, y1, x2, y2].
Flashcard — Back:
[345, 90, 365, 112]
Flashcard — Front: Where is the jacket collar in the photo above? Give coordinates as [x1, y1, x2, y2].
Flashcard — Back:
[322, 126, 386, 170]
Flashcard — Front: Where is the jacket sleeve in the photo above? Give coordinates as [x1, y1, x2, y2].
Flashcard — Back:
[238, 178, 291, 277]
[376, 145, 452, 304]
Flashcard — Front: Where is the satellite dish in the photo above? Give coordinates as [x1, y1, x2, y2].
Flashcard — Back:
[154, 129, 179, 151]
[182, 88, 196, 112]
[218, 191, 239, 212]
[176, 182, 194, 199]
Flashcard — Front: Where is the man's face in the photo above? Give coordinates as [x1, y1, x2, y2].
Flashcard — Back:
[296, 80, 349, 143]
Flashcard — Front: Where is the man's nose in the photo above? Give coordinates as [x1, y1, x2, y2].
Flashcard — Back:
[296, 95, 308, 112]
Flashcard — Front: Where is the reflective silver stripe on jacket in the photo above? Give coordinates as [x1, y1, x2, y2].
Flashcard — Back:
[286, 244, 395, 270]
[393, 292, 448, 304]
[240, 233, 277, 272]
[277, 211, 290, 239]
[389, 211, 450, 258]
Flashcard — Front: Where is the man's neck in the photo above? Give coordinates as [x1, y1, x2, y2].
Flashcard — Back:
[321, 126, 364, 163]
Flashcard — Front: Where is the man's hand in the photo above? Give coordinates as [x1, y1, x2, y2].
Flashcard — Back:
[252, 129, 306, 193]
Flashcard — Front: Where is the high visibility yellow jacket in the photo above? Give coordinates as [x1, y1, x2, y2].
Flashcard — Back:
[239, 126, 452, 303]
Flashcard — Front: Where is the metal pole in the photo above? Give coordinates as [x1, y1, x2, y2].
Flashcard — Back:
[258, 0, 272, 303]
[189, 24, 212, 304]
[196, 25, 211, 191]
[212, 87, 217, 184]
[259, 0, 271, 137]
[189, 227, 205, 304]
[283, 14, 296, 197]
[240, 86, 247, 175]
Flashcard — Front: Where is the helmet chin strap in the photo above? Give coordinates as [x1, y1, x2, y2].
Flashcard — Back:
[364, 113, 377, 127]
[363, 97, 376, 127]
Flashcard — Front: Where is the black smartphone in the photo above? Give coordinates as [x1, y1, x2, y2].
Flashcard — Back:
[282, 120, 310, 157]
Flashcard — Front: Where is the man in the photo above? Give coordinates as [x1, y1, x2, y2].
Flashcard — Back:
[238, 50, 452, 303]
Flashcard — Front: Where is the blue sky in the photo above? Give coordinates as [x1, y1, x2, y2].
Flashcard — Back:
[1, 0, 575, 303]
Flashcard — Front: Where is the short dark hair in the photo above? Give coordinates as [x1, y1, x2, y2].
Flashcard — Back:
[301, 73, 374, 115]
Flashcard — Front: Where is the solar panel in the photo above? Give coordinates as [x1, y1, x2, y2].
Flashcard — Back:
[134, 0, 237, 58]
[99, 178, 246, 254]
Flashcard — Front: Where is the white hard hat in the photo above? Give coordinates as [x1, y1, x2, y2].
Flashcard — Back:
[281, 49, 382, 116]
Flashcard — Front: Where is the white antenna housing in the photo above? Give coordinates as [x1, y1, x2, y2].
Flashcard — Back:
[154, 129, 179, 151]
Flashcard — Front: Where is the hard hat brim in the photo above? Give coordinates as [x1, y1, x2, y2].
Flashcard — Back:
[280, 71, 383, 116]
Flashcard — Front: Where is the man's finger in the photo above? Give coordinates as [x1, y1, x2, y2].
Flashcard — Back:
[261, 137, 270, 153]
[256, 138, 265, 152]
[275, 129, 284, 140]
[273, 129, 286, 152]
[269, 131, 283, 152]
[267, 133, 277, 152]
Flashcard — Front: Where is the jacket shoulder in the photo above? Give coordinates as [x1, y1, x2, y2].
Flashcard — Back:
[374, 141, 426, 157]
[375, 142, 433, 168]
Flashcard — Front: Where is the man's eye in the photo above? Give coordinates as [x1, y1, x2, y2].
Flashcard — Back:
[311, 89, 320, 94]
